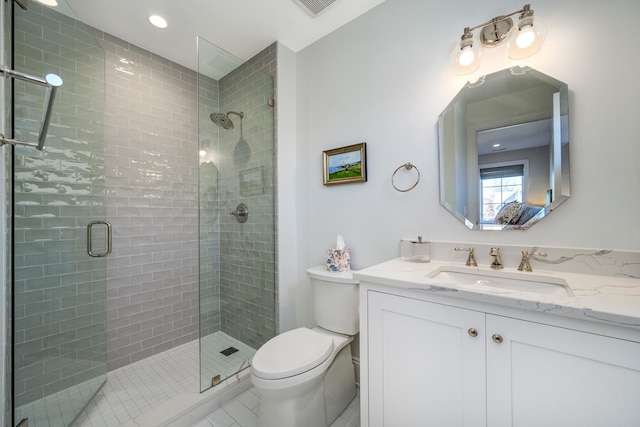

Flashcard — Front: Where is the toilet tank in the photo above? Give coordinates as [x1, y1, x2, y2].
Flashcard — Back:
[306, 266, 359, 335]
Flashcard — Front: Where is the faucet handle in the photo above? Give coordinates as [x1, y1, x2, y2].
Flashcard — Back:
[518, 251, 547, 272]
[454, 247, 478, 267]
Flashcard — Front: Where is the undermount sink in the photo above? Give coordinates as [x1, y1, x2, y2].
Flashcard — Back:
[426, 265, 573, 297]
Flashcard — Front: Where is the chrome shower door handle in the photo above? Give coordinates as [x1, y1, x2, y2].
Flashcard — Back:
[87, 220, 112, 257]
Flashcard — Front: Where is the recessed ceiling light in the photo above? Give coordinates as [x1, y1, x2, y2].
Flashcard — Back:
[492, 144, 501, 148]
[36, 0, 58, 6]
[149, 15, 168, 29]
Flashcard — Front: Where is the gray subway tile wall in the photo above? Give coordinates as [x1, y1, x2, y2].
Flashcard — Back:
[218, 45, 277, 350]
[93, 29, 202, 371]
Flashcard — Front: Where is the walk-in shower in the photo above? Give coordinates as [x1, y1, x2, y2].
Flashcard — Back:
[210, 111, 244, 130]
[5, 2, 276, 426]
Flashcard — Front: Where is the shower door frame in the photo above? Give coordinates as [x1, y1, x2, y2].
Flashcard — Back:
[2, 2, 12, 425]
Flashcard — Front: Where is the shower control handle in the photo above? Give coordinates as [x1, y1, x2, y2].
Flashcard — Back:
[231, 203, 249, 223]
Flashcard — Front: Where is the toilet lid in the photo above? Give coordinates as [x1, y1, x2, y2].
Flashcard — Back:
[252, 328, 334, 380]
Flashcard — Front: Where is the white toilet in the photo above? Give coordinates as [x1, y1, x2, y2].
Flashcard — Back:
[250, 266, 359, 427]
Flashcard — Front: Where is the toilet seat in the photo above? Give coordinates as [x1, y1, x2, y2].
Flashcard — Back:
[252, 328, 334, 380]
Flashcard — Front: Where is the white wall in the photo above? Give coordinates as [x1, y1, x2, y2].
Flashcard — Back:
[294, 0, 640, 324]
[276, 42, 302, 333]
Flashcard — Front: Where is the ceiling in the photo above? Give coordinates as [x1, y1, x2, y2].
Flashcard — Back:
[57, 0, 386, 72]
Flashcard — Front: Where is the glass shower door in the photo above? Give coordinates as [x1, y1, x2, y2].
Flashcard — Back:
[197, 37, 277, 392]
[11, 2, 107, 426]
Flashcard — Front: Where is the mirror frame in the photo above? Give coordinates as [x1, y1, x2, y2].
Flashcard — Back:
[438, 66, 570, 230]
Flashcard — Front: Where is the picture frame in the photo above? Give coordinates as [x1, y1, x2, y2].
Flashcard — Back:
[322, 142, 367, 185]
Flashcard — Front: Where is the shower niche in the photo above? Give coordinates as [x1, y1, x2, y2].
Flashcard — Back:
[197, 37, 277, 392]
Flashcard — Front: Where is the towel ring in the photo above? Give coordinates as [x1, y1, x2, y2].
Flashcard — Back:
[392, 162, 420, 192]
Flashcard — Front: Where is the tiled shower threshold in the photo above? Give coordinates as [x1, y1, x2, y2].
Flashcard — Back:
[16, 332, 254, 427]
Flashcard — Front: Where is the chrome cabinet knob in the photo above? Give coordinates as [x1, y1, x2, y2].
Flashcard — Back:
[468, 328, 478, 337]
[492, 334, 503, 344]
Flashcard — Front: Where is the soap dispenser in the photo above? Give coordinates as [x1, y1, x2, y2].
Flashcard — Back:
[400, 236, 431, 263]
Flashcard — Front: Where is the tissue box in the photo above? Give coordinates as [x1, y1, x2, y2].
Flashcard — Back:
[326, 248, 351, 272]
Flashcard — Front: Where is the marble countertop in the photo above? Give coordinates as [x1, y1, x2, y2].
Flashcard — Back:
[354, 258, 640, 330]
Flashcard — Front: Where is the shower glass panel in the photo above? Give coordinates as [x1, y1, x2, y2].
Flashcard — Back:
[198, 37, 276, 392]
[12, 3, 107, 425]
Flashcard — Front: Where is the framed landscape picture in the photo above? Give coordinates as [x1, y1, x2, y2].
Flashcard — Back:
[323, 142, 367, 185]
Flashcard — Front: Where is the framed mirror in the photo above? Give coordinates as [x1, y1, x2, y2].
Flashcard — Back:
[438, 66, 569, 230]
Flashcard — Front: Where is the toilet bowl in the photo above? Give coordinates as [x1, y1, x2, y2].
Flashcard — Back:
[250, 266, 359, 427]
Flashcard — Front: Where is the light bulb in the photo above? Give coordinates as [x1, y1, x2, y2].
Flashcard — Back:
[516, 25, 536, 49]
[450, 28, 481, 75]
[507, 15, 546, 60]
[450, 43, 481, 75]
[458, 46, 476, 67]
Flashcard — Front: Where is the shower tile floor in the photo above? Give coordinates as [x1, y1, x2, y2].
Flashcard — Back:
[188, 387, 361, 427]
[15, 331, 255, 427]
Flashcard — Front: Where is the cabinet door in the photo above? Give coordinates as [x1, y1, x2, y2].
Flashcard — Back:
[487, 315, 640, 427]
[367, 291, 486, 427]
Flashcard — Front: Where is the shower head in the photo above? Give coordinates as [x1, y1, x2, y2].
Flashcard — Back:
[210, 111, 244, 130]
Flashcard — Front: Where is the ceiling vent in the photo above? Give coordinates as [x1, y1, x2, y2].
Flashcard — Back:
[291, 0, 338, 17]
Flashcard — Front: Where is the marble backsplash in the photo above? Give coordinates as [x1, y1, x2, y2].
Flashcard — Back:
[427, 241, 640, 280]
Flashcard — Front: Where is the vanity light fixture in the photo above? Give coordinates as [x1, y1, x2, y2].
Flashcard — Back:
[450, 4, 546, 75]
[149, 14, 168, 29]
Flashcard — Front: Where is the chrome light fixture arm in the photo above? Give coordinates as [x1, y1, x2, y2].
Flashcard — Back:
[465, 4, 532, 36]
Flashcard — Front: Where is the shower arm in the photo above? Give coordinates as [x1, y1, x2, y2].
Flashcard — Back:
[227, 111, 244, 119]
[0, 65, 62, 151]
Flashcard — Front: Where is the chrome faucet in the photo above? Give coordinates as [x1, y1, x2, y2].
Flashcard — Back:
[454, 247, 477, 266]
[490, 247, 503, 269]
[518, 250, 547, 272]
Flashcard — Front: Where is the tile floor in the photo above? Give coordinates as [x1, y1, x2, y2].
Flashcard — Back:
[72, 332, 253, 427]
[14, 371, 105, 427]
[15, 331, 253, 427]
[189, 387, 361, 427]
[71, 339, 200, 427]
[200, 332, 256, 390]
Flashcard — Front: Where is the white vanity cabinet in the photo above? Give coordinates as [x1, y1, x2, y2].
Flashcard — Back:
[366, 291, 487, 427]
[486, 314, 640, 427]
[361, 286, 640, 427]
